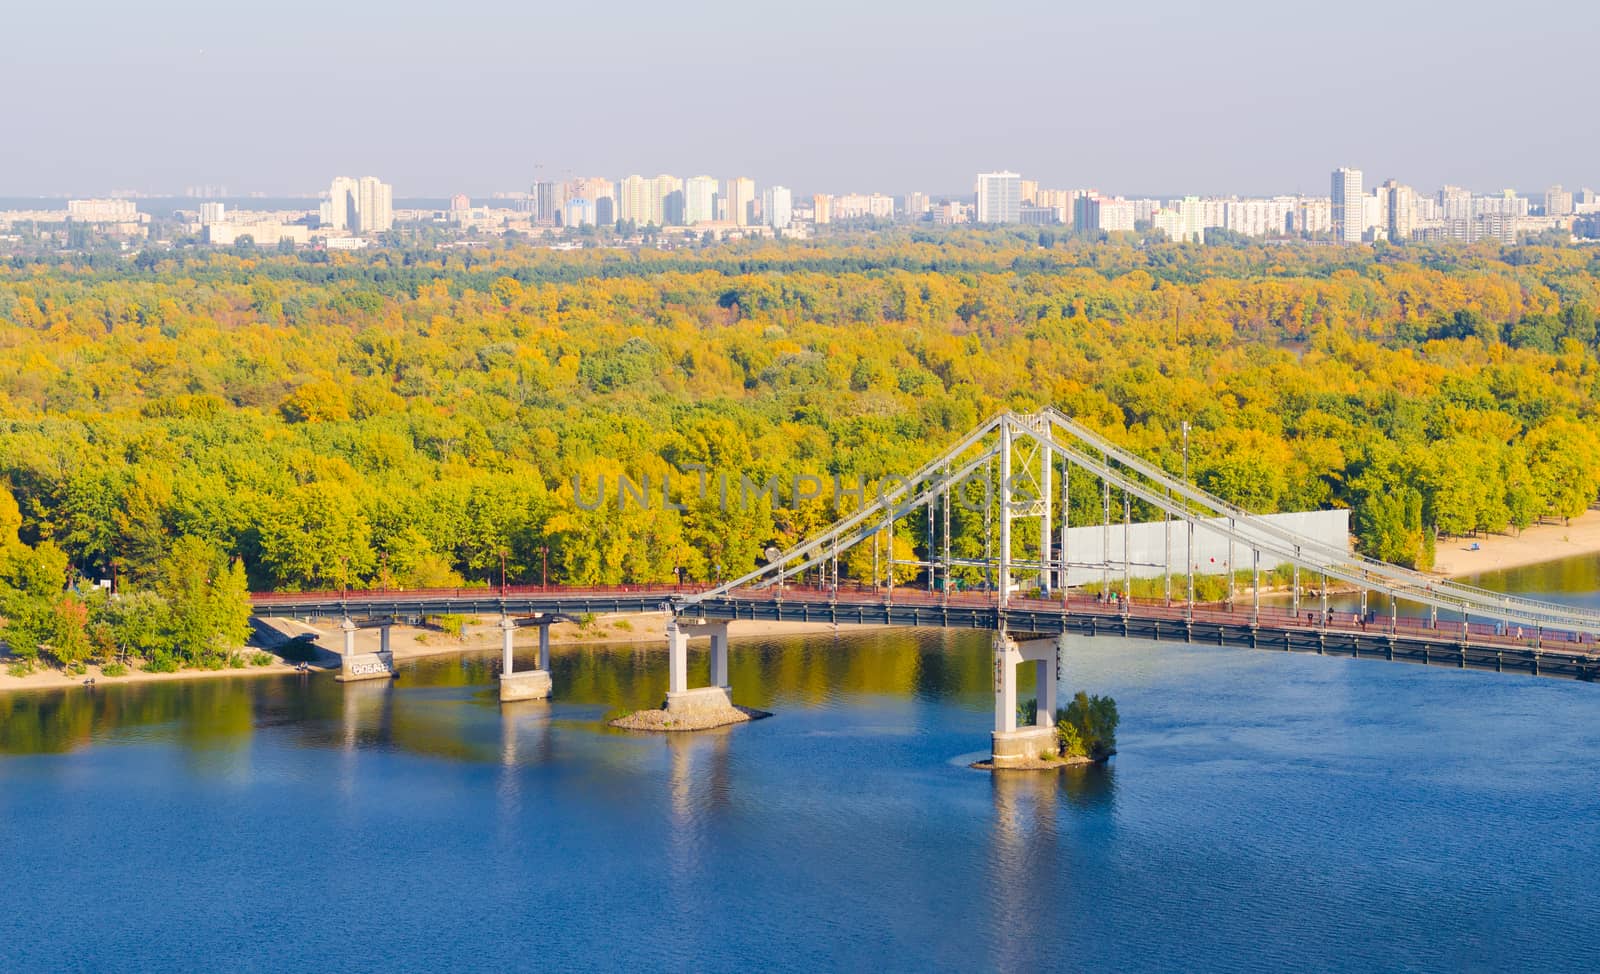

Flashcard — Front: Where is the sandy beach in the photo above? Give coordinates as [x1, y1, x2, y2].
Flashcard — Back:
[1432, 509, 1600, 577]
[0, 612, 877, 694]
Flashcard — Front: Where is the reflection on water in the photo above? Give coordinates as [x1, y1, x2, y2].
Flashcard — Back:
[2, 595, 1599, 970]
[1461, 552, 1600, 608]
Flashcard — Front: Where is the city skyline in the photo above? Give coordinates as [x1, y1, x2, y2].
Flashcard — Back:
[4, 0, 1598, 196]
[4, 162, 1597, 206]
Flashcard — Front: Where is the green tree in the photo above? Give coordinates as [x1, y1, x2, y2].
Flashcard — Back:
[1057, 691, 1119, 761]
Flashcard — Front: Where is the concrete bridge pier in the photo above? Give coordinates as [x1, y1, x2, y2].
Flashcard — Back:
[990, 631, 1064, 767]
[665, 619, 735, 715]
[500, 614, 554, 702]
[335, 617, 398, 683]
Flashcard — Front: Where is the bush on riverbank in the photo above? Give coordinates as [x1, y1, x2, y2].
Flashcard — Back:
[1058, 692, 1119, 762]
[1019, 691, 1120, 763]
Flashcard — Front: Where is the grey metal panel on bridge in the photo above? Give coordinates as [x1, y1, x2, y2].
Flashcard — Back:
[1062, 509, 1352, 586]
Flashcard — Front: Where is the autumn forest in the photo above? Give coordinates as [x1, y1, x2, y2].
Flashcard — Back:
[3, 231, 1600, 668]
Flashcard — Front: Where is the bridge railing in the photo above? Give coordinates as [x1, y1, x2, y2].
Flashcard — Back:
[705, 583, 1597, 655]
[251, 582, 712, 605]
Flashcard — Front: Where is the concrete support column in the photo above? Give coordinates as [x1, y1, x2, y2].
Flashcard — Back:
[500, 615, 516, 675]
[709, 624, 730, 688]
[990, 632, 1060, 767]
[538, 622, 551, 672]
[1036, 655, 1057, 727]
[993, 631, 1020, 733]
[667, 620, 689, 695]
[499, 615, 551, 702]
[336, 617, 396, 683]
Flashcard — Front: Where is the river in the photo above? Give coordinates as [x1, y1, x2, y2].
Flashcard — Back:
[3, 559, 1599, 971]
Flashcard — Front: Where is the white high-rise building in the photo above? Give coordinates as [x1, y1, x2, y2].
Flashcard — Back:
[322, 176, 359, 231]
[763, 186, 793, 230]
[1383, 180, 1415, 242]
[685, 176, 719, 225]
[1331, 167, 1363, 242]
[1545, 184, 1574, 218]
[357, 176, 393, 233]
[653, 174, 684, 226]
[1438, 185, 1473, 221]
[321, 176, 391, 233]
[199, 201, 226, 226]
[975, 171, 1022, 224]
[618, 175, 653, 226]
[725, 177, 756, 226]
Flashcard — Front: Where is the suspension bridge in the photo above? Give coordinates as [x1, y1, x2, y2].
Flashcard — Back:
[251, 409, 1600, 765]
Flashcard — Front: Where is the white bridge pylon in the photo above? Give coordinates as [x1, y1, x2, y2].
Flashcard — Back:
[681, 408, 1600, 640]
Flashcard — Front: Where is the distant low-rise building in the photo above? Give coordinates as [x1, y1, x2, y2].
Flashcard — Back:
[67, 198, 139, 222]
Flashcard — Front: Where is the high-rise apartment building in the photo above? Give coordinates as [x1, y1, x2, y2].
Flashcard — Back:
[1224, 198, 1296, 237]
[321, 176, 391, 234]
[762, 186, 793, 230]
[654, 175, 684, 226]
[1438, 185, 1473, 221]
[1074, 195, 1136, 233]
[904, 192, 930, 218]
[1331, 167, 1363, 242]
[685, 176, 719, 225]
[1545, 184, 1574, 217]
[199, 201, 225, 226]
[813, 193, 833, 225]
[725, 177, 756, 226]
[975, 171, 1022, 224]
[1382, 180, 1415, 242]
[358, 177, 393, 233]
[533, 181, 567, 225]
[321, 176, 358, 231]
[618, 175, 653, 226]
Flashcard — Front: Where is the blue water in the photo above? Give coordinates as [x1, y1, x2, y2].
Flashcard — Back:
[3, 595, 1599, 971]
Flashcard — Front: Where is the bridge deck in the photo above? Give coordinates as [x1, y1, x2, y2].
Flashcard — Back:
[250, 584, 1600, 683]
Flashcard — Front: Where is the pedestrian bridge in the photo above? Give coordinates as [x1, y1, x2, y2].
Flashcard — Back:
[251, 409, 1600, 765]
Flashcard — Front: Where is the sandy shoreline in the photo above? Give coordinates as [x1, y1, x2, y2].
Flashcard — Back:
[0, 613, 877, 694]
[1432, 510, 1600, 577]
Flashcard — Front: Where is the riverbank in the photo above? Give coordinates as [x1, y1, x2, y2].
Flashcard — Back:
[0, 612, 886, 694]
[1433, 510, 1600, 577]
[0, 656, 311, 693]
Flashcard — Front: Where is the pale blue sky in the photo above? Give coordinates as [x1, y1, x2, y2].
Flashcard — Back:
[4, 0, 1595, 197]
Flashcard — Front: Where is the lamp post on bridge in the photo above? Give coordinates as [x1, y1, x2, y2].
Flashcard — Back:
[539, 545, 549, 591]
[499, 549, 508, 595]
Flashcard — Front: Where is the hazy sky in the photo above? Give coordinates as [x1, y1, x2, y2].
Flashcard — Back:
[5, 0, 1596, 198]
